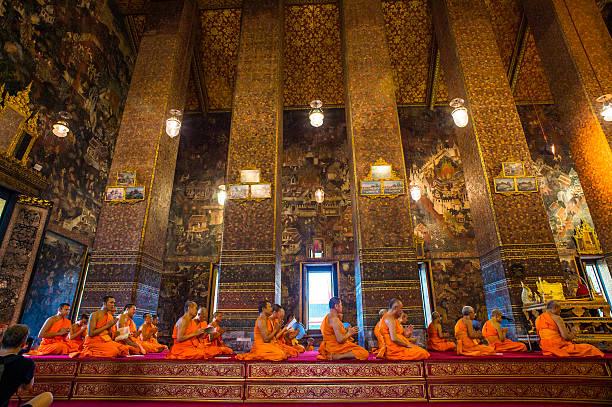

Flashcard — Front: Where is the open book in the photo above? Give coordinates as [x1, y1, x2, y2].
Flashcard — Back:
[114, 326, 131, 341]
[285, 318, 297, 330]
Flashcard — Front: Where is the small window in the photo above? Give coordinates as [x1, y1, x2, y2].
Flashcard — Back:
[419, 262, 434, 327]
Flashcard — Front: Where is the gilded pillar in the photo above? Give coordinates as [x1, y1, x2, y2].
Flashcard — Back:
[432, 0, 563, 335]
[217, 0, 283, 330]
[80, 0, 197, 316]
[342, 0, 422, 346]
[521, 0, 612, 270]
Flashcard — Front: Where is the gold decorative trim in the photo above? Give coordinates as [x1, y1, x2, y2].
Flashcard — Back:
[17, 194, 52, 208]
[359, 158, 405, 198]
[573, 219, 602, 255]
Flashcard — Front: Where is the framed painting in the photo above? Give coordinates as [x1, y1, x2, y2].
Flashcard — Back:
[516, 177, 538, 192]
[117, 171, 136, 186]
[105, 187, 125, 201]
[503, 162, 524, 177]
[383, 180, 404, 195]
[125, 186, 145, 201]
[494, 178, 516, 193]
[240, 169, 260, 183]
[20, 231, 88, 343]
[361, 180, 382, 195]
[229, 184, 249, 199]
[250, 183, 271, 198]
[371, 164, 392, 180]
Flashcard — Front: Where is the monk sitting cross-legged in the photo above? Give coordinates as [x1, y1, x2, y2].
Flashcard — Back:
[27, 303, 72, 355]
[483, 309, 526, 352]
[283, 312, 305, 354]
[79, 296, 130, 358]
[117, 304, 146, 355]
[380, 299, 430, 361]
[427, 311, 456, 352]
[236, 300, 288, 361]
[536, 300, 603, 358]
[192, 307, 222, 357]
[66, 313, 89, 352]
[317, 297, 369, 360]
[455, 306, 496, 356]
[373, 308, 387, 358]
[271, 305, 299, 358]
[166, 301, 217, 360]
[138, 313, 168, 353]
[208, 312, 233, 355]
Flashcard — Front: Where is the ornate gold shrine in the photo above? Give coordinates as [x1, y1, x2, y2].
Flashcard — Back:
[573, 219, 602, 255]
[0, 83, 48, 195]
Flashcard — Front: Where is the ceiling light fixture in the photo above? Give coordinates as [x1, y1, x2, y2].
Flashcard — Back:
[52, 111, 71, 138]
[166, 109, 183, 138]
[314, 187, 325, 203]
[309, 100, 324, 128]
[409, 182, 421, 201]
[449, 98, 469, 128]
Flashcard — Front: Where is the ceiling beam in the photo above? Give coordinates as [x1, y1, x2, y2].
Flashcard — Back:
[507, 11, 528, 91]
[425, 38, 441, 111]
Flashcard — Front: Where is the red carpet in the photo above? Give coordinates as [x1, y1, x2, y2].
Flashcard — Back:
[13, 402, 604, 406]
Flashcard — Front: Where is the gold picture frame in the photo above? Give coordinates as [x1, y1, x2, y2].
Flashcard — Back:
[360, 158, 405, 198]
[502, 162, 524, 177]
[117, 171, 136, 186]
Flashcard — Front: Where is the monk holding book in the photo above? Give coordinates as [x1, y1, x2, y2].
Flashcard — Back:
[272, 305, 299, 358]
[166, 301, 217, 359]
[535, 300, 603, 357]
[27, 303, 72, 355]
[117, 304, 146, 354]
[208, 312, 233, 355]
[482, 309, 526, 352]
[66, 314, 88, 352]
[427, 311, 456, 352]
[317, 297, 369, 360]
[236, 300, 288, 361]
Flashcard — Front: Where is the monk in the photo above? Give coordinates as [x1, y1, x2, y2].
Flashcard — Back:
[317, 297, 369, 360]
[166, 301, 216, 359]
[306, 337, 315, 351]
[379, 299, 430, 360]
[373, 308, 386, 357]
[535, 300, 604, 357]
[283, 312, 305, 354]
[427, 311, 456, 352]
[192, 307, 222, 357]
[27, 303, 72, 355]
[66, 314, 89, 352]
[152, 315, 160, 337]
[138, 313, 168, 352]
[271, 305, 299, 358]
[117, 304, 146, 354]
[454, 306, 496, 356]
[483, 309, 526, 352]
[236, 300, 288, 361]
[79, 296, 130, 358]
[208, 312, 233, 355]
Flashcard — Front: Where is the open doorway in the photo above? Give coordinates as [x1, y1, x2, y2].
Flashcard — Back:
[302, 263, 338, 331]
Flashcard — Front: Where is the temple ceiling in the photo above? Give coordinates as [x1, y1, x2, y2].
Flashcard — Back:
[117, 0, 554, 113]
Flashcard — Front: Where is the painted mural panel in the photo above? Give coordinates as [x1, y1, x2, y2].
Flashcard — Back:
[165, 113, 230, 260]
[0, 0, 134, 243]
[517, 104, 595, 257]
[20, 231, 87, 341]
[398, 107, 476, 256]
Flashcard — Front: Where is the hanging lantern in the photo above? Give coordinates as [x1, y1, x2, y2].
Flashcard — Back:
[166, 109, 183, 138]
[309, 100, 324, 128]
[450, 98, 469, 128]
[596, 94, 612, 121]
[409, 183, 421, 201]
[314, 188, 325, 203]
[217, 185, 227, 206]
[52, 111, 71, 138]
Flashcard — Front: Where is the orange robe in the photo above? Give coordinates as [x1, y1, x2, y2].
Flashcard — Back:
[373, 318, 386, 358]
[66, 324, 86, 352]
[427, 322, 456, 352]
[290, 338, 305, 354]
[27, 317, 71, 355]
[123, 319, 146, 354]
[195, 321, 222, 358]
[535, 312, 604, 358]
[79, 312, 130, 358]
[166, 319, 217, 360]
[380, 318, 430, 360]
[273, 318, 299, 358]
[236, 318, 288, 361]
[454, 319, 496, 356]
[482, 320, 526, 352]
[317, 314, 369, 360]
[306, 345, 314, 351]
[139, 324, 167, 353]
[208, 325, 233, 355]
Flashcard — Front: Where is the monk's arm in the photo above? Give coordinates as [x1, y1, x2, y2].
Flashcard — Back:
[386, 318, 411, 347]
[258, 318, 279, 342]
[331, 317, 354, 344]
[176, 319, 202, 342]
[141, 326, 154, 341]
[435, 323, 447, 339]
[38, 318, 58, 338]
[465, 319, 481, 339]
[69, 323, 85, 340]
[492, 321, 506, 341]
[209, 331, 221, 341]
[88, 313, 117, 337]
[551, 314, 574, 341]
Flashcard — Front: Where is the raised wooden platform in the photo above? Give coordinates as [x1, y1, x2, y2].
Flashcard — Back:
[18, 352, 612, 404]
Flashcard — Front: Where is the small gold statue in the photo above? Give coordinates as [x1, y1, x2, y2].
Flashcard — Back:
[536, 277, 565, 302]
